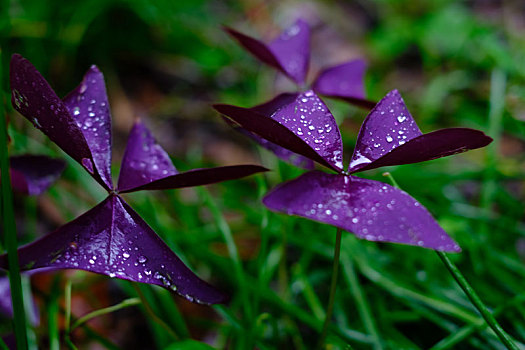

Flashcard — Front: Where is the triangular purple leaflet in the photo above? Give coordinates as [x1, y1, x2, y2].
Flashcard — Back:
[213, 103, 337, 171]
[270, 90, 343, 171]
[10, 54, 110, 190]
[312, 59, 376, 109]
[0, 196, 227, 304]
[263, 171, 461, 252]
[117, 120, 178, 192]
[347, 90, 492, 173]
[349, 128, 493, 173]
[267, 19, 310, 85]
[224, 92, 314, 169]
[119, 165, 269, 193]
[62, 66, 113, 190]
[224, 19, 310, 85]
[9, 155, 66, 196]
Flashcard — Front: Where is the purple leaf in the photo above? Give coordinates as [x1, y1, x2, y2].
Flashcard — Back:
[348, 90, 423, 173]
[117, 120, 178, 192]
[267, 19, 310, 85]
[348, 90, 492, 173]
[263, 171, 461, 252]
[350, 128, 493, 173]
[225, 19, 310, 85]
[215, 90, 343, 172]
[214, 102, 337, 171]
[269, 90, 344, 171]
[312, 59, 376, 109]
[120, 165, 269, 193]
[223, 92, 314, 169]
[9, 155, 66, 195]
[0, 196, 227, 305]
[62, 66, 113, 189]
[9, 54, 111, 190]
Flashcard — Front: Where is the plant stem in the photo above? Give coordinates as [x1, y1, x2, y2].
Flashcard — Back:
[383, 172, 518, 350]
[317, 227, 343, 349]
[70, 298, 140, 331]
[0, 48, 28, 350]
[436, 252, 518, 349]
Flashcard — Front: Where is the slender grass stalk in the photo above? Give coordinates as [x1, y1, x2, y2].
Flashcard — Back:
[341, 254, 383, 350]
[383, 172, 518, 350]
[48, 277, 60, 350]
[0, 48, 29, 350]
[317, 227, 343, 349]
[431, 292, 525, 349]
[197, 189, 253, 323]
[436, 252, 518, 349]
[70, 298, 140, 331]
[132, 284, 179, 341]
[0, 338, 8, 350]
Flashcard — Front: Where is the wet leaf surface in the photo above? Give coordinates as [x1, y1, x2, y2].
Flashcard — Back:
[264, 171, 461, 252]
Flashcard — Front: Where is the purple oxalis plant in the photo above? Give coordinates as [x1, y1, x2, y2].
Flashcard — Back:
[1, 54, 268, 305]
[225, 19, 375, 170]
[214, 89, 492, 251]
[225, 19, 373, 107]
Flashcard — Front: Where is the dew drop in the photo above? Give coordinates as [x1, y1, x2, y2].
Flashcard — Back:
[137, 256, 147, 264]
[386, 135, 393, 143]
[397, 115, 406, 123]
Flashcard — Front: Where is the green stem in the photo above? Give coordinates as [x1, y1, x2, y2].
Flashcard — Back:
[436, 252, 518, 349]
[317, 227, 343, 349]
[341, 254, 383, 350]
[70, 298, 140, 331]
[0, 48, 28, 350]
[384, 172, 518, 350]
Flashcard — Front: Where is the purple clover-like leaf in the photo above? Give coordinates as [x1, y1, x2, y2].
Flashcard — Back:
[224, 92, 314, 169]
[117, 120, 178, 192]
[0, 196, 227, 304]
[9, 155, 66, 195]
[62, 66, 113, 189]
[225, 19, 310, 85]
[214, 90, 343, 172]
[263, 171, 461, 252]
[117, 120, 268, 193]
[312, 59, 376, 109]
[120, 165, 269, 193]
[10, 54, 111, 190]
[271, 90, 343, 171]
[267, 19, 310, 85]
[347, 90, 492, 173]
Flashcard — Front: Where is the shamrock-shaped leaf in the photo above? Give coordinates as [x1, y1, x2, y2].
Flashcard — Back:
[3, 54, 268, 304]
[225, 19, 373, 107]
[218, 89, 492, 251]
[9, 155, 65, 195]
[223, 19, 374, 168]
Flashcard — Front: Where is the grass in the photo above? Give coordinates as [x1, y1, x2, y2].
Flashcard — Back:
[1, 0, 525, 348]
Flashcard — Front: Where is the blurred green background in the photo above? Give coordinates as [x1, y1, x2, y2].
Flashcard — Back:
[1, 0, 525, 349]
